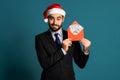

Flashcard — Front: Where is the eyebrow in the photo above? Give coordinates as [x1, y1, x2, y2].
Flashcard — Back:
[57, 16, 62, 18]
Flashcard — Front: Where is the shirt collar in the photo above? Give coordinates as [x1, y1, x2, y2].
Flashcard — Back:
[50, 28, 63, 37]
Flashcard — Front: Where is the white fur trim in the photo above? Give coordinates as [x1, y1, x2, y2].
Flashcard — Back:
[44, 18, 48, 23]
[47, 8, 66, 17]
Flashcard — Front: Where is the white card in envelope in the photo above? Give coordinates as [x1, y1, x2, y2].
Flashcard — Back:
[68, 21, 84, 41]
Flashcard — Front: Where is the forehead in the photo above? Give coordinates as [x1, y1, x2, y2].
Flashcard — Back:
[48, 14, 63, 18]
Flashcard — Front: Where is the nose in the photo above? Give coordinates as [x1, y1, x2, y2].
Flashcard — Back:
[53, 19, 57, 24]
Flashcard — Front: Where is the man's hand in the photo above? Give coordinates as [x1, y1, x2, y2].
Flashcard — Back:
[80, 38, 91, 53]
[62, 38, 72, 52]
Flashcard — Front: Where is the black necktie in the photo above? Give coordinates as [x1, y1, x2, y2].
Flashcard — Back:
[54, 33, 61, 48]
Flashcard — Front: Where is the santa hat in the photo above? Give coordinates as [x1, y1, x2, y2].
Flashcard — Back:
[43, 3, 66, 23]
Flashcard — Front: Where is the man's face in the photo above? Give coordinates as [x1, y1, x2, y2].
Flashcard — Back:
[48, 14, 64, 32]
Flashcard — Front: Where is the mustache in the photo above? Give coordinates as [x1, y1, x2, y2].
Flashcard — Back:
[51, 24, 59, 26]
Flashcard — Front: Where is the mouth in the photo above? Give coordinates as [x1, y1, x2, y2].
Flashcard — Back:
[51, 24, 59, 28]
[49, 23, 62, 31]
[50, 25, 60, 31]
[51, 24, 59, 27]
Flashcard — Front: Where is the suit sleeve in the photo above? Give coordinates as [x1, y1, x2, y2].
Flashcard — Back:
[35, 36, 64, 70]
[73, 41, 89, 68]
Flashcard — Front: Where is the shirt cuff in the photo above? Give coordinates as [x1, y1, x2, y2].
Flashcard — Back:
[61, 48, 67, 55]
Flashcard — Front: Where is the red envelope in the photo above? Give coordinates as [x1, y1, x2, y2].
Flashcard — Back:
[68, 21, 84, 41]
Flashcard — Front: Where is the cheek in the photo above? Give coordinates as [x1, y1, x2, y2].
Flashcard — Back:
[48, 20, 53, 24]
[59, 21, 63, 25]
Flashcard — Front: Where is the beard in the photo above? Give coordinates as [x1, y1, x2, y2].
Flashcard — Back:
[48, 23, 62, 32]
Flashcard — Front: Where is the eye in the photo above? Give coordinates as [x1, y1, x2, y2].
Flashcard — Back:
[48, 16, 54, 20]
[57, 17, 62, 20]
[49, 17, 54, 20]
[57, 18, 61, 20]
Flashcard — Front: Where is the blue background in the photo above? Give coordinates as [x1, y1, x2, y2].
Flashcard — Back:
[0, 0, 120, 80]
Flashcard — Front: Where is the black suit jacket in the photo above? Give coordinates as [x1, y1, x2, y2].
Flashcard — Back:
[35, 29, 89, 80]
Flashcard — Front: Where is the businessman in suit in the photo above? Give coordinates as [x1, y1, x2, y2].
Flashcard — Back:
[35, 3, 91, 80]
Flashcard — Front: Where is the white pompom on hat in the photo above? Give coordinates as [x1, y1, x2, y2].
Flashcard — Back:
[43, 3, 66, 23]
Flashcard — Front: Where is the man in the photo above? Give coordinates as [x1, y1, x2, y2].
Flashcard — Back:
[35, 3, 91, 80]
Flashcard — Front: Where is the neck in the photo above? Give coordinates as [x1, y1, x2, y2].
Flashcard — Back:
[50, 28, 62, 33]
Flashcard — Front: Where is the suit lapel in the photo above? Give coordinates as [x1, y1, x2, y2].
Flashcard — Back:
[45, 29, 68, 49]
[62, 30, 68, 40]
[45, 30, 58, 49]
[62, 30, 73, 53]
